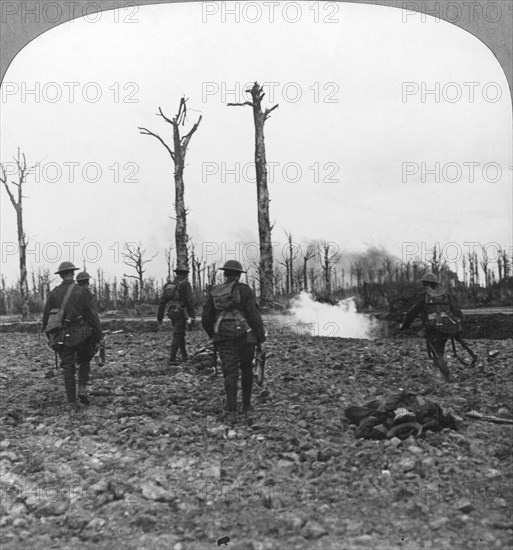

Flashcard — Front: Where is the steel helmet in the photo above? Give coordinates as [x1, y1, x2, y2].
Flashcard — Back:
[174, 265, 190, 273]
[76, 271, 91, 282]
[421, 272, 439, 284]
[55, 261, 79, 274]
[220, 260, 245, 273]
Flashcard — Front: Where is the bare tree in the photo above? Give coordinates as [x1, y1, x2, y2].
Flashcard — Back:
[228, 82, 278, 306]
[363, 259, 377, 284]
[382, 256, 394, 282]
[480, 244, 490, 287]
[139, 98, 202, 268]
[474, 251, 480, 286]
[164, 246, 174, 281]
[273, 265, 285, 295]
[468, 252, 475, 287]
[308, 265, 319, 292]
[302, 244, 316, 291]
[283, 230, 300, 293]
[207, 262, 218, 288]
[353, 261, 364, 289]
[122, 242, 157, 302]
[0, 149, 37, 320]
[501, 246, 511, 280]
[277, 257, 291, 294]
[319, 241, 340, 296]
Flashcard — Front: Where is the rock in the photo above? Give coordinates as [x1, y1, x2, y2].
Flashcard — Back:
[141, 481, 175, 502]
[301, 520, 328, 539]
[0, 452, 17, 462]
[282, 513, 305, 531]
[408, 445, 423, 455]
[421, 457, 436, 468]
[389, 437, 401, 448]
[12, 518, 28, 528]
[353, 534, 374, 545]
[456, 499, 475, 514]
[33, 500, 69, 517]
[207, 426, 226, 436]
[0, 439, 10, 450]
[282, 452, 300, 462]
[484, 468, 501, 479]
[303, 449, 318, 461]
[79, 425, 98, 436]
[276, 460, 296, 473]
[430, 517, 449, 530]
[398, 456, 416, 472]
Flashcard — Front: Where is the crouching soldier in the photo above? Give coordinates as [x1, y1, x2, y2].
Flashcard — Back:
[202, 260, 266, 424]
[400, 272, 473, 381]
[157, 265, 195, 365]
[43, 262, 102, 412]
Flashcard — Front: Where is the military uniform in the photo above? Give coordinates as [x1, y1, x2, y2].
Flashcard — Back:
[157, 268, 195, 364]
[401, 274, 462, 380]
[43, 265, 102, 407]
[74, 271, 100, 403]
[202, 261, 266, 418]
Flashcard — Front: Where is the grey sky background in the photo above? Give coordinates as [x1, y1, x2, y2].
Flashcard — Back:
[1, 2, 511, 285]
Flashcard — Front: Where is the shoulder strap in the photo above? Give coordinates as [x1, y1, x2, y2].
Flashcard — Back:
[60, 284, 76, 318]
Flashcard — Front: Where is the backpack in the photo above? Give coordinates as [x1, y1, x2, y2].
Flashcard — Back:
[210, 281, 251, 340]
[164, 280, 184, 320]
[45, 284, 76, 351]
[424, 286, 462, 335]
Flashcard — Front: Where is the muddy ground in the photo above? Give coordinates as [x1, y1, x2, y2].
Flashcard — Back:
[0, 325, 512, 550]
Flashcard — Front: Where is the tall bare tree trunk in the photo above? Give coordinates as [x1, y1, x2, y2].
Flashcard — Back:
[229, 82, 278, 307]
[1, 149, 34, 320]
[139, 98, 202, 270]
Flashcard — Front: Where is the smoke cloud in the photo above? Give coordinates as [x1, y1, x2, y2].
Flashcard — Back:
[286, 292, 380, 339]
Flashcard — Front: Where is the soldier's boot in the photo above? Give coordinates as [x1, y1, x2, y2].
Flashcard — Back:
[435, 357, 451, 382]
[224, 376, 238, 423]
[78, 384, 90, 406]
[179, 341, 188, 363]
[63, 371, 77, 404]
[241, 370, 253, 410]
[78, 362, 90, 405]
[222, 410, 237, 425]
[168, 345, 179, 366]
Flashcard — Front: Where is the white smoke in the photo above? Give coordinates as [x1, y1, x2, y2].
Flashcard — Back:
[286, 292, 379, 339]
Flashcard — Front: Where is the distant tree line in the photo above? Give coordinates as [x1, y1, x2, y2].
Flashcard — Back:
[1, 240, 511, 316]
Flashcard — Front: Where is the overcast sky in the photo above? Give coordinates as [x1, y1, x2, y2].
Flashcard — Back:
[1, 1, 511, 285]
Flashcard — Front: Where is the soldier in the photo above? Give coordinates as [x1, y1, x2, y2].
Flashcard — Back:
[400, 272, 471, 381]
[43, 262, 102, 412]
[76, 271, 92, 289]
[75, 271, 101, 398]
[157, 265, 195, 365]
[202, 260, 266, 424]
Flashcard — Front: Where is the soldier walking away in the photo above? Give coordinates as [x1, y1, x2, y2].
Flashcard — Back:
[400, 272, 476, 381]
[157, 265, 195, 365]
[42, 262, 102, 412]
[202, 260, 266, 424]
[75, 271, 102, 402]
[76, 271, 91, 289]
